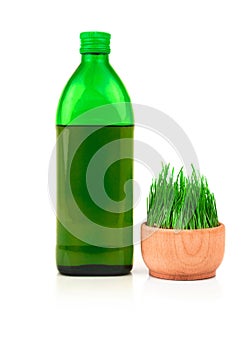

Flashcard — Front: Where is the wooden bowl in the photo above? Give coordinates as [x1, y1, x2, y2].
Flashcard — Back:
[141, 223, 225, 281]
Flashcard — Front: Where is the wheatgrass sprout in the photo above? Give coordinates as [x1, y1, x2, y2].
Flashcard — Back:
[147, 164, 219, 229]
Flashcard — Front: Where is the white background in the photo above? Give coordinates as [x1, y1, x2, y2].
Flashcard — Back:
[1, 1, 250, 349]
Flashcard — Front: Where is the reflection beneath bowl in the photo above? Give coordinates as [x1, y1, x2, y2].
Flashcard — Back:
[142, 274, 222, 302]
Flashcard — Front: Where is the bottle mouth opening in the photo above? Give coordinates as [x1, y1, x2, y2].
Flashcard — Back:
[80, 31, 111, 54]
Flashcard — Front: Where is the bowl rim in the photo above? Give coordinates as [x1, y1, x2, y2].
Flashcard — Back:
[141, 222, 225, 234]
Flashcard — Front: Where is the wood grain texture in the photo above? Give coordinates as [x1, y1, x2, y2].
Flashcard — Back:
[141, 223, 225, 281]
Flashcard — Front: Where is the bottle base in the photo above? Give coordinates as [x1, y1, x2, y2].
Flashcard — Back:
[57, 264, 132, 276]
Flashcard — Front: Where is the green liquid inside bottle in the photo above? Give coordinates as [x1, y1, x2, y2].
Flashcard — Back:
[56, 32, 133, 276]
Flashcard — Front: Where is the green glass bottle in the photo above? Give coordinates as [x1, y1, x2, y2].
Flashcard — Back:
[56, 32, 133, 276]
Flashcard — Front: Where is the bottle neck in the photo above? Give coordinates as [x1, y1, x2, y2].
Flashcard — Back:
[81, 53, 109, 64]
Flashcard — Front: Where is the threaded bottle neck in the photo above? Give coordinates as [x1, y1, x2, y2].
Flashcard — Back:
[80, 31, 111, 54]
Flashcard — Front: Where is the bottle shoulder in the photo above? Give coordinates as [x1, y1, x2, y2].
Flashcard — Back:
[56, 62, 133, 125]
